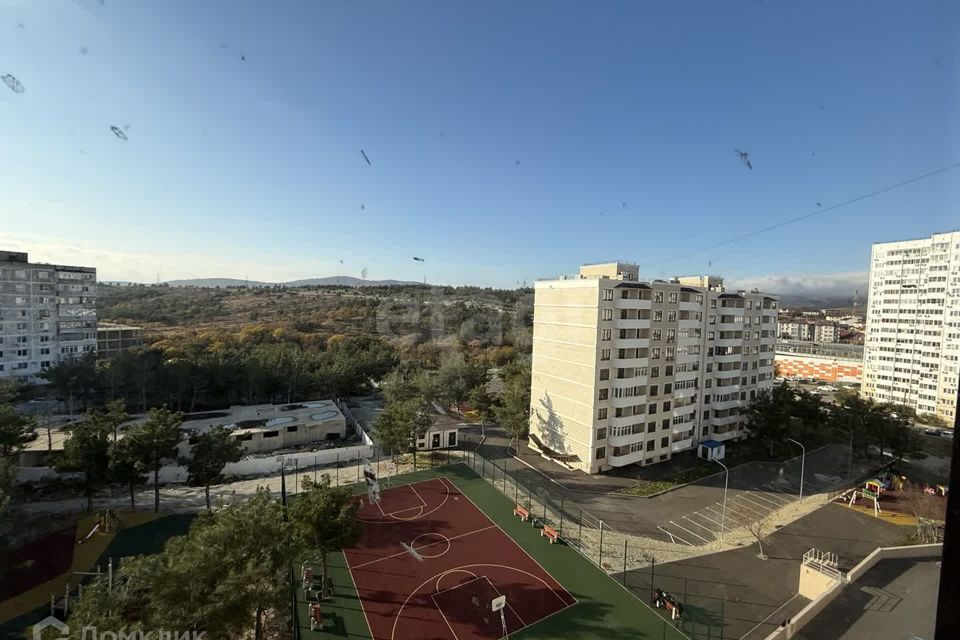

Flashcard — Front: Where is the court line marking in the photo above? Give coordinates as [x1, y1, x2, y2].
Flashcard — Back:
[437, 476, 577, 608]
[357, 477, 451, 524]
[352, 524, 497, 569]
[391, 563, 575, 640]
[434, 574, 482, 597]
[483, 575, 528, 627]
[376, 484, 428, 520]
[431, 574, 529, 632]
[431, 599, 461, 640]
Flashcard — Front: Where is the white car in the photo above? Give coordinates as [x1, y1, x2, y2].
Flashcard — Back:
[817, 385, 838, 393]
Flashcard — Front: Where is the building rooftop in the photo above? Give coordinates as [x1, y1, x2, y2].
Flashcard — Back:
[794, 556, 939, 640]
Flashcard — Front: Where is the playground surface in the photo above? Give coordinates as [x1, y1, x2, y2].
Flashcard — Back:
[300, 465, 688, 640]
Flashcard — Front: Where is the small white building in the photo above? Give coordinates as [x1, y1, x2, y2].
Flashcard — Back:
[416, 424, 459, 450]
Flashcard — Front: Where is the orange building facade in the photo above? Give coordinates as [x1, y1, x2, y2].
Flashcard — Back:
[774, 352, 863, 383]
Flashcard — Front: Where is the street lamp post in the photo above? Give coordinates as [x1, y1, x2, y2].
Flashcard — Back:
[787, 438, 806, 499]
[714, 459, 729, 541]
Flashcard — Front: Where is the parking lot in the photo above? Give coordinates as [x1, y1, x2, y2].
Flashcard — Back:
[655, 455, 850, 546]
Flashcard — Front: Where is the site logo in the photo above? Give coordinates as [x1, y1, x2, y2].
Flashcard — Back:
[33, 617, 68, 640]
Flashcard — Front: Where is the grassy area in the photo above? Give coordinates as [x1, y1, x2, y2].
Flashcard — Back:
[306, 464, 687, 640]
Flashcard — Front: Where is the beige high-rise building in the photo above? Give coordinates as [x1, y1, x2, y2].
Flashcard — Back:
[529, 262, 778, 474]
[862, 231, 960, 422]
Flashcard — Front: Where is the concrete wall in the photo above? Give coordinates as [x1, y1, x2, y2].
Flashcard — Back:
[798, 564, 838, 600]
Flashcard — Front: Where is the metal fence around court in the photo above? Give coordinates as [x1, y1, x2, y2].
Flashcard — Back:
[458, 448, 721, 640]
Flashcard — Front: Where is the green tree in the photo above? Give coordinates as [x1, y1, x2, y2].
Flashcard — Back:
[66, 489, 297, 640]
[289, 474, 361, 593]
[743, 383, 802, 457]
[185, 427, 244, 510]
[435, 352, 486, 412]
[56, 415, 112, 512]
[102, 399, 129, 442]
[41, 354, 99, 414]
[468, 383, 498, 432]
[494, 358, 531, 453]
[126, 407, 183, 512]
[0, 404, 35, 457]
[109, 437, 146, 510]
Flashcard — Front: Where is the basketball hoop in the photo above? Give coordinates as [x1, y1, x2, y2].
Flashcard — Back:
[491, 595, 508, 639]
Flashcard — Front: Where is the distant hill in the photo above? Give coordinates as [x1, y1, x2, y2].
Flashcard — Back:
[164, 276, 420, 288]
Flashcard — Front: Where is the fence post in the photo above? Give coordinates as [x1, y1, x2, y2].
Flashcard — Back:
[559, 496, 564, 534]
[578, 509, 583, 549]
[514, 480, 518, 504]
[357, 450, 361, 481]
[622, 539, 628, 585]
[651, 557, 656, 601]
[543, 497, 548, 522]
[719, 599, 724, 640]
[314, 455, 318, 483]
[482, 456, 486, 477]
[336, 452, 340, 485]
[662, 620, 666, 640]
[294, 458, 299, 494]
[598, 520, 604, 567]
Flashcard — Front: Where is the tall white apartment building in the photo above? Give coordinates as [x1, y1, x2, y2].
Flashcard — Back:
[862, 232, 960, 422]
[0, 251, 97, 381]
[529, 262, 778, 474]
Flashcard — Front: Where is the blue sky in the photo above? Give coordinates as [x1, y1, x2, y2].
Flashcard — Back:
[1, 1, 957, 292]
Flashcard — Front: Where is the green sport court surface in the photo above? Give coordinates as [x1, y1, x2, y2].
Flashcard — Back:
[296, 463, 687, 640]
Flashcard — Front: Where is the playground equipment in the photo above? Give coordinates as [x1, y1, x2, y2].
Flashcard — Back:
[77, 510, 122, 546]
[50, 558, 114, 618]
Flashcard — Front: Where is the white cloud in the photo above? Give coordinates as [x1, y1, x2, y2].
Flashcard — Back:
[726, 271, 868, 299]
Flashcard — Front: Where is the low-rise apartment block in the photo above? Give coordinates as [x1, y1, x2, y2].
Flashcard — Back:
[529, 262, 778, 474]
[97, 322, 144, 358]
[862, 231, 960, 421]
[0, 251, 96, 381]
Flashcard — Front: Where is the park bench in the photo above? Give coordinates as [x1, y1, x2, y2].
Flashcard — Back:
[513, 504, 530, 522]
[541, 525, 560, 544]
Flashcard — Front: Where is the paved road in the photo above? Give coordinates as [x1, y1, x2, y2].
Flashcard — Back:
[623, 503, 908, 640]
[466, 426, 869, 544]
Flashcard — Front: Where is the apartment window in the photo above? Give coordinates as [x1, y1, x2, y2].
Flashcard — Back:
[14, 297, 26, 305]
[598, 388, 609, 400]
[661, 437, 669, 448]
[703, 394, 711, 404]
[38, 271, 49, 279]
[14, 269, 25, 278]
[662, 401, 671, 411]
[599, 368, 610, 381]
[595, 447, 606, 460]
[648, 402, 657, 414]
[668, 292, 678, 303]
[667, 311, 677, 322]
[651, 329, 662, 341]
[597, 408, 607, 420]
[664, 383, 673, 394]
[600, 328, 612, 341]
[603, 289, 614, 301]
[709, 315, 716, 325]
[708, 331, 715, 340]
[596, 428, 607, 441]
[650, 366, 659, 378]
[647, 422, 656, 433]
[710, 299, 717, 308]
[646, 440, 655, 451]
[696, 294, 704, 303]
[666, 329, 676, 342]
[746, 300, 753, 310]
[601, 308, 613, 321]
[654, 291, 664, 303]
[651, 348, 661, 359]
[600, 349, 611, 361]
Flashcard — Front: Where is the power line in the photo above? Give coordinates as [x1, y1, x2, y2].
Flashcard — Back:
[642, 159, 960, 270]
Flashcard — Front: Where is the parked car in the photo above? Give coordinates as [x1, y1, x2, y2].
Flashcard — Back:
[817, 385, 838, 393]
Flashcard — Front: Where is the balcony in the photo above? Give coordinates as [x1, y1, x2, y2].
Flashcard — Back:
[610, 395, 644, 409]
[711, 414, 740, 426]
[607, 430, 644, 447]
[712, 351, 742, 362]
[615, 298, 652, 310]
[710, 397, 740, 411]
[609, 414, 643, 429]
[679, 301, 702, 312]
[673, 385, 698, 398]
[615, 319, 651, 330]
[671, 438, 694, 452]
[614, 338, 650, 350]
[609, 449, 646, 467]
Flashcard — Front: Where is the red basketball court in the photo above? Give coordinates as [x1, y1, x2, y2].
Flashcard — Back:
[343, 477, 576, 640]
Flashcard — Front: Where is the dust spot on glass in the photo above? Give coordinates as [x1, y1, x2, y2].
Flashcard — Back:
[2, 74, 25, 93]
[79, 46, 89, 56]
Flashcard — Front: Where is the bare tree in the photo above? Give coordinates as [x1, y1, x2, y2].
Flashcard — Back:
[746, 516, 771, 560]
[900, 481, 943, 543]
